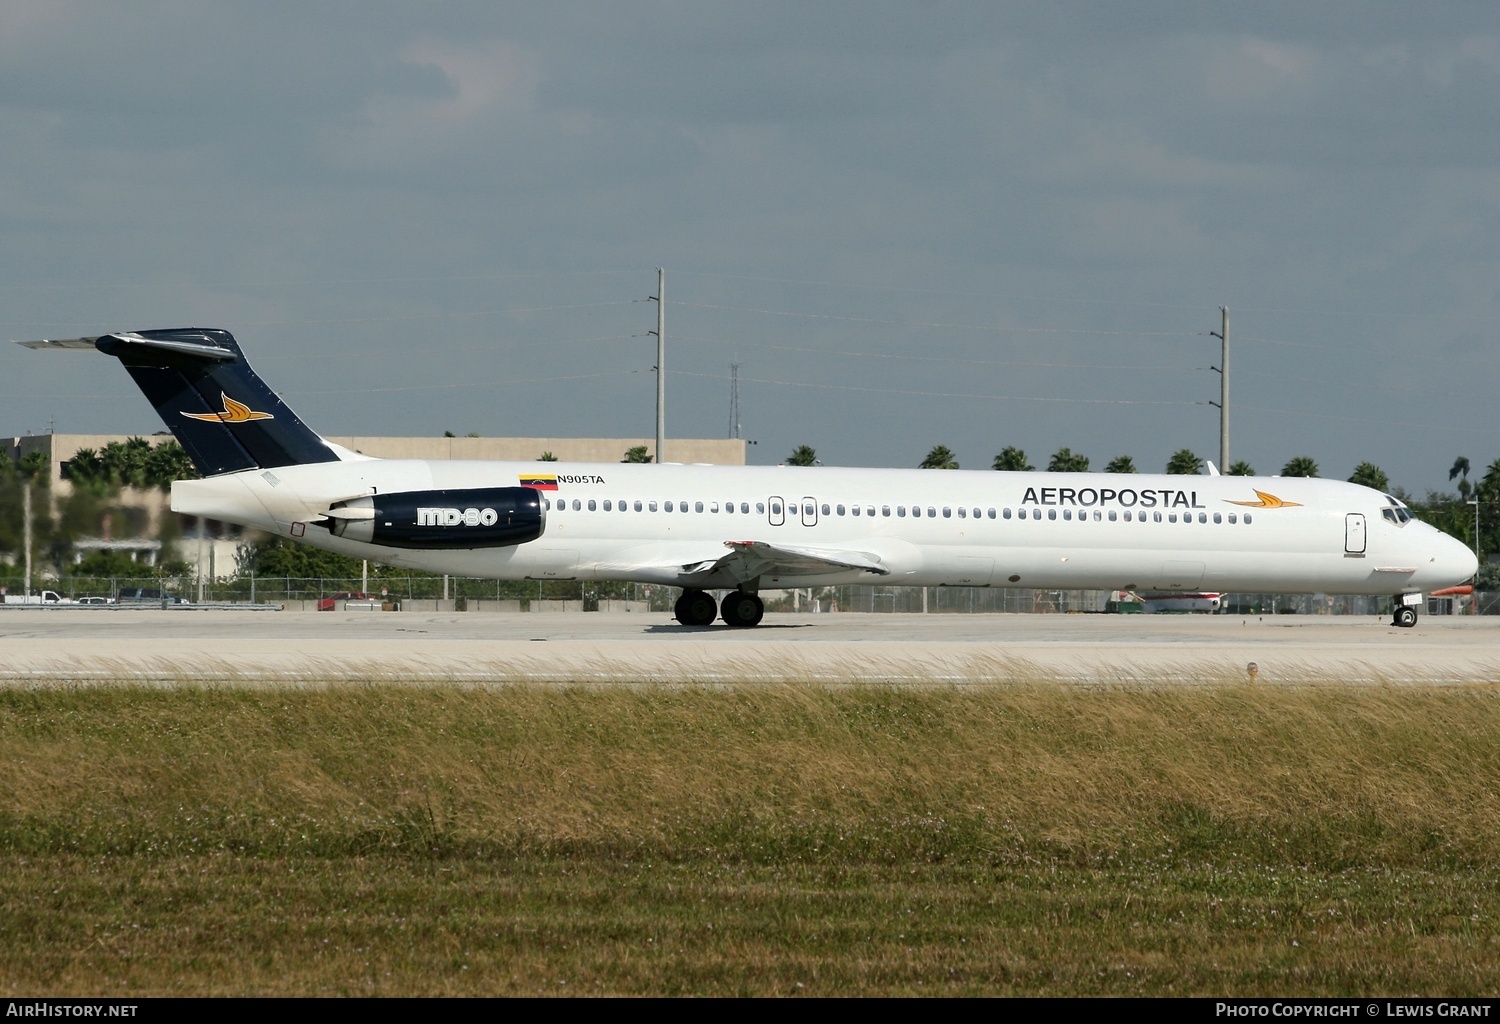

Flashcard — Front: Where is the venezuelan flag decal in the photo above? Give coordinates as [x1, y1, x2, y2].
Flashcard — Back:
[520, 473, 559, 491]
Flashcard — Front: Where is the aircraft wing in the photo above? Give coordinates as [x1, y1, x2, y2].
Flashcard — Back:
[594, 539, 891, 586]
[681, 540, 891, 583]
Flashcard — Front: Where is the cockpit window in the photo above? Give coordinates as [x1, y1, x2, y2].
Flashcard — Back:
[1381, 504, 1412, 525]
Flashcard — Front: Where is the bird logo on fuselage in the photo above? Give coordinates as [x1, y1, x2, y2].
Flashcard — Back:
[1226, 489, 1302, 509]
[182, 393, 274, 423]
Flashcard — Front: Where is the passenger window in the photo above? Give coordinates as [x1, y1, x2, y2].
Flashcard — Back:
[1108, 510, 1117, 521]
[1094, 510, 1103, 521]
[542, 498, 551, 510]
[634, 500, 643, 512]
[928, 507, 936, 518]
[587, 499, 597, 511]
[867, 506, 875, 517]
[821, 504, 830, 516]
[695, 501, 704, 513]
[836, 504, 845, 516]
[1198, 512, 1207, 523]
[882, 506, 891, 517]
[770, 501, 781, 516]
[1153, 512, 1162, 523]
[743, 503, 752, 514]
[987, 508, 995, 519]
[1228, 513, 1237, 524]
[1245, 514, 1253, 524]
[1168, 513, 1177, 523]
[1063, 509, 1072, 521]
[851, 505, 860, 516]
[1047, 509, 1057, 521]
[957, 507, 966, 518]
[944, 507, 953, 518]
[572, 499, 582, 511]
[1002, 508, 1012, 520]
[710, 501, 719, 513]
[912, 507, 920, 518]
[602, 500, 611, 511]
[898, 506, 907, 517]
[974, 508, 982, 519]
[649, 501, 658, 512]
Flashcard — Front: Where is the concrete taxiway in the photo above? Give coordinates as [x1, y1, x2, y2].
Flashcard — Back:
[2, 609, 1497, 686]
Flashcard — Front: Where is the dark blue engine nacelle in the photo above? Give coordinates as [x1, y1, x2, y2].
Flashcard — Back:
[326, 486, 545, 549]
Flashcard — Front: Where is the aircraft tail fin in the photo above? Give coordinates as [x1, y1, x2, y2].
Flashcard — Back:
[20, 328, 343, 476]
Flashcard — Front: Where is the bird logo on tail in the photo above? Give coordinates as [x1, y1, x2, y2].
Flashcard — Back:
[182, 393, 275, 424]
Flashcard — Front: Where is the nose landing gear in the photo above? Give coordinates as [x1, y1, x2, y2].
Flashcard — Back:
[1393, 593, 1420, 628]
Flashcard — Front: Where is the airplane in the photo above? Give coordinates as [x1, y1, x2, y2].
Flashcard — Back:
[19, 327, 1478, 628]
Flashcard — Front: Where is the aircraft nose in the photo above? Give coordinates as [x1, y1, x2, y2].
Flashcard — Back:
[1435, 531, 1479, 587]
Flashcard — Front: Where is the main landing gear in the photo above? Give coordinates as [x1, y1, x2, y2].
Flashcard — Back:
[1392, 593, 1420, 628]
[673, 588, 764, 627]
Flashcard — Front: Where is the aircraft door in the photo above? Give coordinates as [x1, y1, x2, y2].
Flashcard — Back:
[768, 496, 785, 527]
[1345, 513, 1367, 554]
[801, 496, 818, 527]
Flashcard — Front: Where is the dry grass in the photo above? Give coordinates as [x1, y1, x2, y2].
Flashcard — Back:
[3, 681, 1500, 994]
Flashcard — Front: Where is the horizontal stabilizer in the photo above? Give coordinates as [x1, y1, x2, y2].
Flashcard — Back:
[16, 328, 343, 476]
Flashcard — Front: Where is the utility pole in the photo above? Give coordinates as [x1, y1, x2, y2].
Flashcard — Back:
[649, 268, 665, 464]
[1209, 307, 1229, 471]
[1469, 499, 1481, 568]
[22, 478, 32, 598]
[729, 362, 741, 439]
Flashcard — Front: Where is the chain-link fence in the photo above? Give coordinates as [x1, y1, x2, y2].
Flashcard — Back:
[3, 573, 1496, 616]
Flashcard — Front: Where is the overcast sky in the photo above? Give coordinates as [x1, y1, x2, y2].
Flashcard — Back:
[2, 2, 1496, 495]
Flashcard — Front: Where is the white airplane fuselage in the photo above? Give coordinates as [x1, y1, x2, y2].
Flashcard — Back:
[172, 460, 1477, 596]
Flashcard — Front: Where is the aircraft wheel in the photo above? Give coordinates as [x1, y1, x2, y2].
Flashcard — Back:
[674, 589, 718, 626]
[720, 591, 764, 628]
[1394, 605, 1418, 628]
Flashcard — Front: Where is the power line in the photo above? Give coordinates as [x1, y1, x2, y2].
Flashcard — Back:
[671, 369, 1197, 406]
[672, 300, 1204, 338]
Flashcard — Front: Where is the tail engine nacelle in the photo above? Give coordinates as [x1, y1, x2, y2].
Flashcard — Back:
[326, 487, 545, 549]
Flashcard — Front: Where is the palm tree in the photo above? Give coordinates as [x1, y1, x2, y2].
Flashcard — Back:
[537, 452, 558, 462]
[1348, 462, 1389, 492]
[992, 447, 1033, 472]
[621, 445, 652, 464]
[786, 445, 818, 467]
[919, 445, 959, 469]
[1450, 456, 1473, 500]
[1226, 460, 1255, 476]
[1166, 449, 1203, 475]
[1103, 455, 1136, 474]
[1047, 447, 1089, 473]
[1281, 456, 1319, 478]
[143, 442, 197, 490]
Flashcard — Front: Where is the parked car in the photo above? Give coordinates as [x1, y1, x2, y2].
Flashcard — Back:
[77, 596, 116, 605]
[318, 591, 381, 611]
[114, 588, 191, 604]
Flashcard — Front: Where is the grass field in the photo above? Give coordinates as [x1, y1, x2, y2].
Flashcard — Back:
[3, 681, 1499, 996]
